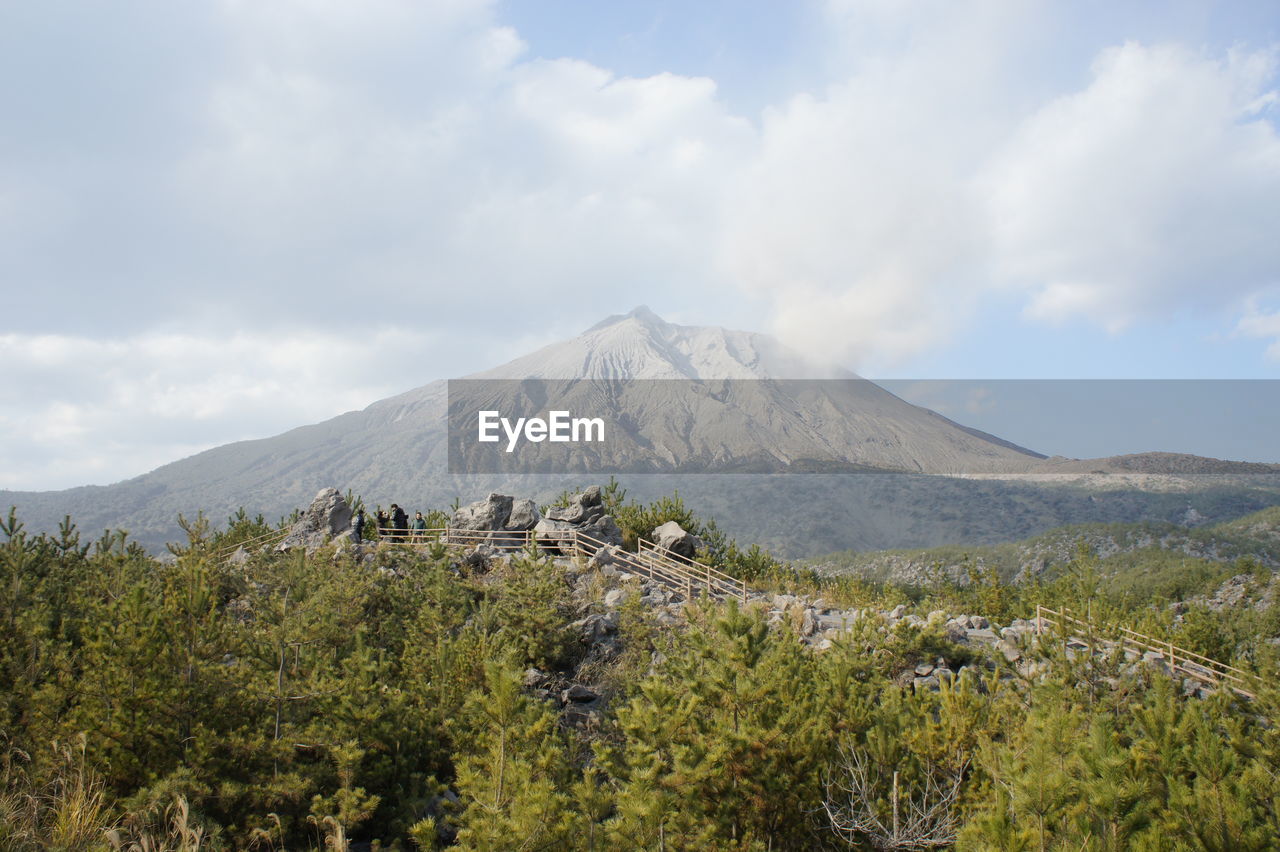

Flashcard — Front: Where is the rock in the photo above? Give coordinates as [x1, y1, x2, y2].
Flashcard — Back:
[228, 546, 250, 566]
[452, 493, 514, 531]
[505, 498, 541, 531]
[603, 589, 628, 609]
[587, 544, 619, 570]
[276, 488, 354, 553]
[970, 615, 990, 629]
[889, 604, 908, 620]
[945, 623, 969, 644]
[914, 661, 936, 676]
[651, 521, 702, 559]
[523, 668, 547, 688]
[461, 544, 500, 573]
[547, 486, 605, 525]
[996, 639, 1022, 663]
[966, 628, 1000, 645]
[534, 518, 578, 554]
[913, 675, 941, 692]
[563, 684, 600, 704]
[571, 613, 618, 646]
[800, 608, 819, 637]
[579, 514, 624, 547]
[901, 614, 924, 628]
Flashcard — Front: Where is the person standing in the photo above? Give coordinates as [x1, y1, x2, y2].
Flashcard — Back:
[375, 509, 389, 540]
[411, 511, 428, 542]
[391, 503, 409, 542]
[351, 508, 365, 543]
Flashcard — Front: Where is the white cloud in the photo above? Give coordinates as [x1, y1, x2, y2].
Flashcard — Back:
[718, 12, 1280, 369]
[1236, 300, 1280, 361]
[984, 42, 1280, 329]
[0, 329, 433, 489]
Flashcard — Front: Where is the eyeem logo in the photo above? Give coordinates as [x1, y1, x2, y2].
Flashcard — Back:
[478, 410, 606, 453]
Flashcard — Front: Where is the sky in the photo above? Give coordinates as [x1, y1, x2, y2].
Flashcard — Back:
[1, 0, 1278, 490]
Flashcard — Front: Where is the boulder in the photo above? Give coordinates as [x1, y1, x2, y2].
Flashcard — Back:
[996, 639, 1022, 663]
[579, 514, 624, 547]
[505, 498, 541, 531]
[587, 544, 619, 570]
[547, 486, 605, 525]
[800, 608, 819, 637]
[276, 488, 353, 553]
[651, 521, 702, 559]
[451, 493, 514, 531]
[534, 518, 578, 554]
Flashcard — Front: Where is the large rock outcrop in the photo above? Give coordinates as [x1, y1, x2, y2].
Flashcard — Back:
[531, 486, 623, 552]
[651, 520, 701, 559]
[276, 488, 353, 553]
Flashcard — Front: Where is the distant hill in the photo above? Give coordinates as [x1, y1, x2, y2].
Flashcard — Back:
[808, 506, 1280, 590]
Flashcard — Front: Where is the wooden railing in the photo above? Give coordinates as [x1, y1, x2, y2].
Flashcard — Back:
[214, 526, 289, 559]
[1035, 604, 1260, 699]
[217, 521, 750, 603]
[637, 537, 748, 602]
[373, 526, 749, 603]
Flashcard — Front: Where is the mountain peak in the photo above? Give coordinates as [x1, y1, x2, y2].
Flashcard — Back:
[583, 304, 670, 334]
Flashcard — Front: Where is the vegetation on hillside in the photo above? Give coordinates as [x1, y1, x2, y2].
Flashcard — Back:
[2, 497, 1279, 850]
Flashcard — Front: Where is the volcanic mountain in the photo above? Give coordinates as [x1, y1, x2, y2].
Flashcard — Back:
[4, 307, 1277, 554]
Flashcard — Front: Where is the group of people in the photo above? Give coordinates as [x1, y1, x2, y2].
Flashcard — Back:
[350, 503, 431, 543]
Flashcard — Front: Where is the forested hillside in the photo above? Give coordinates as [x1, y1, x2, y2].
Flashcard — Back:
[3, 494, 1279, 850]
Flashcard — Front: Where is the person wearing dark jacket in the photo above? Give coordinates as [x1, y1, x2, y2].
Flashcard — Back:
[411, 511, 428, 542]
[375, 510, 389, 540]
[351, 509, 365, 543]
[391, 504, 409, 542]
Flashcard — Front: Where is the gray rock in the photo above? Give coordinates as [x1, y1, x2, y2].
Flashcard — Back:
[997, 639, 1022, 663]
[587, 543, 619, 569]
[889, 604, 908, 620]
[534, 518, 578, 554]
[966, 628, 1000, 645]
[970, 615, 990, 629]
[800, 608, 819, 637]
[914, 661, 936, 676]
[228, 546, 250, 566]
[547, 486, 605, 525]
[603, 589, 628, 609]
[452, 492, 514, 531]
[276, 487, 353, 553]
[562, 684, 600, 704]
[505, 498, 541, 531]
[523, 668, 547, 688]
[651, 521, 702, 559]
[579, 514, 624, 547]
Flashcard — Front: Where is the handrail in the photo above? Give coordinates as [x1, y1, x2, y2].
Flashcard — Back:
[1035, 604, 1259, 699]
[215, 527, 289, 559]
[636, 537, 747, 602]
[373, 526, 749, 602]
